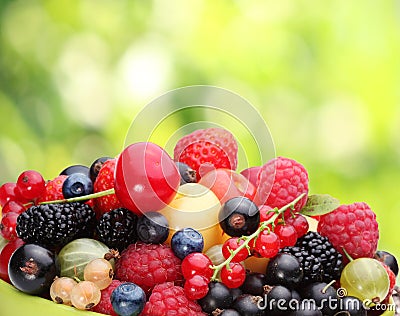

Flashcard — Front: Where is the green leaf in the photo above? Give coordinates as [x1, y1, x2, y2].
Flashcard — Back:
[300, 194, 340, 216]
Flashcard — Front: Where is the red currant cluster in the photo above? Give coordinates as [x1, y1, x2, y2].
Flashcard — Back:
[0, 170, 46, 240]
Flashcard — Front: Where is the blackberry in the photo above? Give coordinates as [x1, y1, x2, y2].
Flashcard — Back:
[96, 208, 138, 251]
[16, 202, 96, 249]
[296, 231, 343, 282]
[280, 246, 323, 285]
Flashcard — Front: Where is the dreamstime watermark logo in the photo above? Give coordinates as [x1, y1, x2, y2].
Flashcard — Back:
[256, 288, 396, 313]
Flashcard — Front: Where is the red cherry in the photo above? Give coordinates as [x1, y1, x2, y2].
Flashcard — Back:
[1, 200, 26, 216]
[220, 262, 246, 288]
[0, 212, 19, 241]
[114, 142, 180, 215]
[222, 238, 249, 262]
[0, 238, 24, 283]
[0, 183, 18, 207]
[253, 230, 280, 258]
[285, 213, 309, 238]
[184, 275, 210, 300]
[16, 170, 45, 201]
[181, 252, 213, 280]
[275, 224, 298, 248]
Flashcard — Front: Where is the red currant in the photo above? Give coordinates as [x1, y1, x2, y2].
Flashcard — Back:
[16, 170, 45, 201]
[259, 205, 275, 223]
[220, 262, 246, 288]
[222, 238, 249, 262]
[0, 183, 18, 207]
[285, 213, 309, 238]
[1, 200, 26, 216]
[0, 212, 19, 240]
[181, 252, 213, 280]
[0, 238, 24, 283]
[184, 275, 209, 300]
[114, 142, 180, 215]
[253, 230, 280, 258]
[275, 223, 298, 248]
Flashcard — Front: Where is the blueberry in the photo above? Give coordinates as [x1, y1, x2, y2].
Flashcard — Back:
[111, 282, 146, 316]
[8, 244, 58, 295]
[136, 212, 169, 244]
[175, 162, 197, 184]
[62, 173, 93, 199]
[219, 197, 260, 237]
[89, 157, 112, 183]
[171, 227, 204, 259]
[59, 164, 90, 177]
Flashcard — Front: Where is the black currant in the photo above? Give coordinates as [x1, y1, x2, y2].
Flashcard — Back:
[217, 309, 241, 316]
[59, 164, 90, 177]
[375, 250, 398, 276]
[198, 281, 233, 314]
[175, 162, 197, 184]
[230, 287, 243, 302]
[240, 272, 267, 296]
[264, 285, 293, 316]
[218, 197, 260, 237]
[302, 282, 338, 316]
[89, 157, 112, 182]
[232, 294, 264, 316]
[136, 211, 169, 244]
[8, 244, 58, 295]
[265, 253, 303, 289]
[291, 300, 323, 316]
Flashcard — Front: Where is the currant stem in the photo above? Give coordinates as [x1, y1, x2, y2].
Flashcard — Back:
[39, 188, 115, 205]
[210, 193, 306, 281]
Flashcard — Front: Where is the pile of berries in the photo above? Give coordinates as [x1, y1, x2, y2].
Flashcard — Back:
[0, 127, 398, 316]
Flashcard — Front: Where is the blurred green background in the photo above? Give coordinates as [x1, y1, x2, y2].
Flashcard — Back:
[0, 0, 399, 275]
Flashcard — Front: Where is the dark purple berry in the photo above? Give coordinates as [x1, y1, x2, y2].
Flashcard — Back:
[89, 157, 112, 183]
[62, 173, 93, 199]
[198, 281, 233, 314]
[136, 212, 169, 244]
[59, 164, 90, 177]
[265, 253, 303, 289]
[175, 162, 197, 184]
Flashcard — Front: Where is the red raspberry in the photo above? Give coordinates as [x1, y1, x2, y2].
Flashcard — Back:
[93, 159, 123, 217]
[37, 175, 67, 203]
[317, 202, 379, 260]
[255, 157, 309, 213]
[91, 279, 125, 316]
[174, 128, 238, 177]
[115, 242, 182, 295]
[140, 282, 205, 316]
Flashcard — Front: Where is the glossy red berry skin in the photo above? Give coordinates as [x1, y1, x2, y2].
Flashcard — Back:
[0, 238, 25, 283]
[220, 262, 246, 288]
[114, 142, 180, 215]
[16, 170, 45, 201]
[1, 200, 26, 216]
[253, 230, 280, 258]
[0, 183, 18, 207]
[0, 212, 19, 240]
[222, 238, 249, 262]
[275, 224, 298, 248]
[181, 252, 213, 280]
[285, 213, 309, 238]
[184, 275, 210, 300]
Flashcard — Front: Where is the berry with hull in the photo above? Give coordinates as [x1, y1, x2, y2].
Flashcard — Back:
[37, 175, 67, 203]
[111, 282, 146, 316]
[115, 242, 182, 295]
[115, 142, 181, 215]
[317, 202, 379, 260]
[256, 156, 309, 214]
[8, 243, 58, 295]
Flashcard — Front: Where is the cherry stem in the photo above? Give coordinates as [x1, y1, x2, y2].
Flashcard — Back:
[210, 193, 306, 281]
[38, 188, 115, 205]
